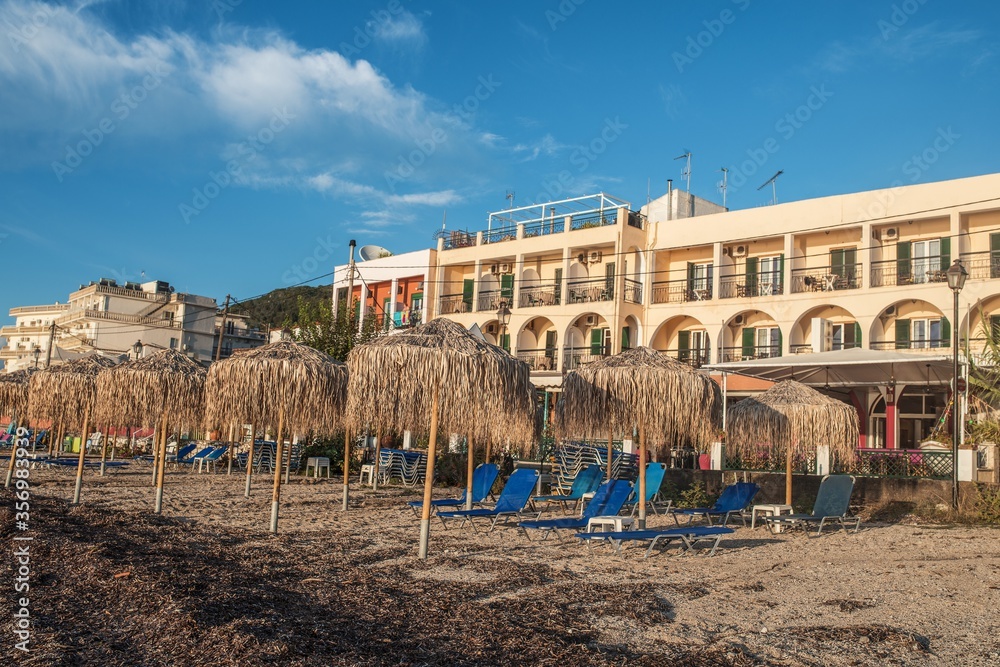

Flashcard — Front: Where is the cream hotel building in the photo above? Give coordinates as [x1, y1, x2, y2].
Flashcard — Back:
[430, 172, 1000, 451]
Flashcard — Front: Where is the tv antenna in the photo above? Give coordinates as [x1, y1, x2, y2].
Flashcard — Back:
[718, 167, 729, 208]
[757, 170, 784, 205]
[674, 151, 691, 192]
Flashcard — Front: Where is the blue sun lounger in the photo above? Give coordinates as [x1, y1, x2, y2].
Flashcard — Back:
[407, 463, 499, 515]
[764, 475, 861, 535]
[622, 462, 670, 516]
[576, 525, 735, 558]
[437, 468, 540, 532]
[670, 482, 760, 526]
[519, 479, 634, 540]
[530, 464, 603, 513]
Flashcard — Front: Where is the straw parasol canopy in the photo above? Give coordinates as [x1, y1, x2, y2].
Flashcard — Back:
[726, 380, 859, 504]
[204, 340, 349, 435]
[0, 367, 38, 418]
[27, 354, 119, 427]
[558, 346, 722, 457]
[96, 349, 207, 429]
[345, 317, 537, 451]
[725, 380, 859, 462]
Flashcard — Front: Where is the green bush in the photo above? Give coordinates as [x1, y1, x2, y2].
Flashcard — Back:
[677, 481, 712, 509]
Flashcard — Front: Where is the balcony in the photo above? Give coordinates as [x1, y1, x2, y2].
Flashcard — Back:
[567, 279, 613, 304]
[623, 279, 642, 304]
[439, 294, 472, 315]
[651, 279, 712, 304]
[719, 275, 784, 299]
[870, 339, 950, 351]
[516, 348, 558, 371]
[720, 344, 781, 362]
[518, 284, 559, 308]
[442, 230, 476, 250]
[790, 265, 861, 293]
[9, 304, 69, 316]
[523, 219, 565, 237]
[870, 256, 949, 288]
[482, 228, 517, 245]
[568, 211, 616, 231]
[960, 251, 1000, 281]
[477, 290, 505, 312]
[657, 348, 710, 368]
[563, 346, 609, 371]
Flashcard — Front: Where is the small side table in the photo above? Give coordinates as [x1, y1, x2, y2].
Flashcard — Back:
[586, 516, 635, 533]
[305, 456, 331, 479]
[751, 503, 793, 529]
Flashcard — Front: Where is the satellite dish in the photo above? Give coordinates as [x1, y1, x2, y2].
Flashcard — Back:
[358, 245, 392, 261]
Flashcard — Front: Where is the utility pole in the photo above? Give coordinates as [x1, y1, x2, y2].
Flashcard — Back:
[214, 294, 231, 362]
[44, 321, 55, 368]
[346, 240, 357, 332]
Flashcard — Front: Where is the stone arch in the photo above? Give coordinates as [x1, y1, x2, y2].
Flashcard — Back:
[790, 304, 860, 353]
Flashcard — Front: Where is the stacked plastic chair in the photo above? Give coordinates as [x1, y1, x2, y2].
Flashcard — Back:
[376, 448, 427, 485]
[550, 443, 639, 494]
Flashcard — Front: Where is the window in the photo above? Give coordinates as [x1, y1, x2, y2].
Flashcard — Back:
[911, 318, 944, 348]
[831, 322, 861, 350]
[678, 329, 710, 364]
[169, 338, 178, 349]
[756, 327, 781, 356]
[912, 239, 940, 284]
[758, 256, 782, 294]
[686, 262, 713, 299]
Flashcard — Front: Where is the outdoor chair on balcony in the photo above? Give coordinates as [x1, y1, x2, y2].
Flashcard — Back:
[764, 475, 861, 536]
[670, 482, 760, 526]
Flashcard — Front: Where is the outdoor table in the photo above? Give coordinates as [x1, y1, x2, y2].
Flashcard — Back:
[751, 503, 793, 529]
[305, 456, 331, 479]
[586, 516, 635, 533]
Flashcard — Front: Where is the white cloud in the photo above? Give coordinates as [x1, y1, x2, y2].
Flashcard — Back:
[375, 10, 427, 46]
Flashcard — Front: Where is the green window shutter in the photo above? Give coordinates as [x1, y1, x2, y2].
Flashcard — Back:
[554, 268, 563, 305]
[621, 327, 630, 350]
[991, 233, 1000, 279]
[853, 322, 862, 347]
[896, 241, 911, 283]
[686, 262, 696, 291]
[462, 279, 474, 309]
[500, 274, 514, 301]
[605, 262, 616, 299]
[778, 253, 785, 292]
[776, 328, 783, 355]
[940, 316, 951, 347]
[745, 257, 758, 295]
[677, 330, 690, 361]
[501, 333, 510, 353]
[939, 236, 951, 269]
[831, 248, 845, 276]
[544, 330, 557, 356]
[895, 319, 911, 350]
[845, 247, 858, 284]
[591, 328, 604, 356]
[741, 327, 755, 358]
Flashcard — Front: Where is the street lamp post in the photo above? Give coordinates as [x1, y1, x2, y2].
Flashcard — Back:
[946, 259, 968, 510]
[32, 346, 40, 368]
[497, 301, 512, 354]
[133, 340, 144, 361]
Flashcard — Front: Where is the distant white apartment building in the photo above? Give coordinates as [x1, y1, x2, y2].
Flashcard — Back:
[0, 278, 265, 371]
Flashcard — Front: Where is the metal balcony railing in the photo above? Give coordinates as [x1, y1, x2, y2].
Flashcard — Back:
[482, 228, 517, 245]
[960, 251, 1000, 280]
[870, 256, 949, 287]
[870, 339, 950, 351]
[523, 218, 565, 237]
[563, 346, 609, 371]
[650, 278, 712, 304]
[477, 290, 505, 312]
[790, 264, 862, 293]
[624, 279, 642, 304]
[720, 345, 781, 362]
[567, 279, 613, 303]
[719, 275, 783, 298]
[518, 284, 559, 308]
[441, 230, 476, 250]
[657, 348, 710, 368]
[516, 348, 558, 371]
[569, 212, 616, 230]
[438, 294, 471, 315]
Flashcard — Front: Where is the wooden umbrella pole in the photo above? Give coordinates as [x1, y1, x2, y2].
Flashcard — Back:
[52, 422, 65, 458]
[418, 384, 441, 560]
[607, 429, 614, 481]
[341, 427, 351, 511]
[486, 440, 492, 465]
[99, 424, 109, 476]
[785, 442, 794, 506]
[226, 424, 235, 476]
[154, 415, 169, 514]
[71, 407, 91, 505]
[638, 424, 647, 529]
[270, 408, 286, 533]
[465, 432, 474, 511]
[3, 410, 18, 488]
[372, 430, 382, 491]
[245, 424, 255, 498]
[150, 422, 160, 485]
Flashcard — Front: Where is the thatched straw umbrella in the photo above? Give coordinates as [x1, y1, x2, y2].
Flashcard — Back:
[2, 368, 38, 488]
[28, 354, 119, 504]
[346, 317, 536, 560]
[95, 349, 207, 513]
[726, 380, 859, 505]
[558, 346, 722, 528]
[204, 341, 348, 533]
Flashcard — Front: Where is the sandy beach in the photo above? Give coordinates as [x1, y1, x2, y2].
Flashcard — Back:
[4, 465, 1000, 666]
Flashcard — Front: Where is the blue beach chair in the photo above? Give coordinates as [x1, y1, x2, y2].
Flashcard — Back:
[408, 463, 499, 515]
[576, 525, 735, 558]
[623, 462, 670, 516]
[530, 464, 603, 513]
[519, 479, 634, 540]
[671, 482, 760, 526]
[764, 475, 861, 535]
[437, 468, 540, 532]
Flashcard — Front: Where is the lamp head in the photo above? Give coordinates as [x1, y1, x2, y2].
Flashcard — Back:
[133, 340, 144, 358]
[497, 301, 512, 327]
[945, 259, 968, 292]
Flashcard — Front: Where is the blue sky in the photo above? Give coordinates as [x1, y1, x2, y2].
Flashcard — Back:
[1, 0, 998, 326]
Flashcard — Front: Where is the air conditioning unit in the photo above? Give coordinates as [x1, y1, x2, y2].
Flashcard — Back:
[588, 251, 603, 263]
[733, 314, 746, 326]
[499, 263, 513, 274]
[584, 315, 597, 326]
[884, 305, 896, 317]
[490, 264, 501, 275]
[884, 228, 899, 241]
[485, 323, 498, 334]
[576, 252, 588, 265]
[732, 244, 747, 258]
